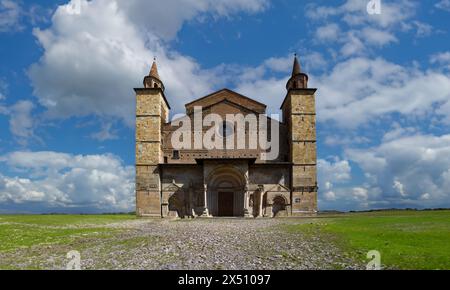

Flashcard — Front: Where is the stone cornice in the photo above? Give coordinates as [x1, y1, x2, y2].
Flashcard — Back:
[134, 87, 171, 110]
[280, 88, 317, 109]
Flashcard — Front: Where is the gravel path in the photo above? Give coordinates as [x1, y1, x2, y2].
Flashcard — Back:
[0, 218, 364, 270]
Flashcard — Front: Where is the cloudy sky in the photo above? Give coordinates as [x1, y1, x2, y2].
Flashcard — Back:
[0, 0, 449, 213]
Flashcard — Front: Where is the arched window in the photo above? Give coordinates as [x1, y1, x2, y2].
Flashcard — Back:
[272, 196, 287, 217]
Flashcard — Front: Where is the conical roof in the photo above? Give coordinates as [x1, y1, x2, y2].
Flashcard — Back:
[149, 60, 161, 80]
[292, 55, 301, 76]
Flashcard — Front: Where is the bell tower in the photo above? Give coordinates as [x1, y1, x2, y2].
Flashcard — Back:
[135, 59, 170, 217]
[144, 58, 165, 90]
[281, 55, 318, 216]
[286, 54, 309, 90]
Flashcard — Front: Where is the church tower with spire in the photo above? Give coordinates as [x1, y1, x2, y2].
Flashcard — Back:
[135, 59, 171, 217]
[286, 54, 309, 90]
[144, 58, 165, 91]
[134, 55, 318, 218]
[281, 55, 318, 215]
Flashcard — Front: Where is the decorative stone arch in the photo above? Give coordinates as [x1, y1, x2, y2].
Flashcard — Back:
[205, 165, 248, 187]
[168, 193, 183, 218]
[205, 165, 247, 217]
[272, 194, 288, 217]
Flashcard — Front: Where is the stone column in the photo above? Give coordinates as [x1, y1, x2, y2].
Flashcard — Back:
[243, 185, 251, 218]
[266, 202, 273, 218]
[189, 185, 196, 218]
[202, 184, 210, 217]
[258, 185, 264, 218]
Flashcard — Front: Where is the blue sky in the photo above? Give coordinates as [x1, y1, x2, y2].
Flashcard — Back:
[0, 0, 450, 213]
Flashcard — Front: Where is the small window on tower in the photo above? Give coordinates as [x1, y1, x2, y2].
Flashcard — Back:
[172, 150, 180, 160]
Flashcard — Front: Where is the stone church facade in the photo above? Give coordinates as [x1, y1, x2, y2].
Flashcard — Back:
[135, 56, 318, 218]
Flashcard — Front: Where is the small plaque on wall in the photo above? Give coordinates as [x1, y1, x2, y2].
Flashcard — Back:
[295, 177, 313, 184]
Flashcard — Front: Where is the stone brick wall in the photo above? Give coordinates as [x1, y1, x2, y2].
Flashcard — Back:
[281, 89, 318, 216]
[135, 88, 168, 217]
[161, 91, 289, 164]
[135, 86, 318, 218]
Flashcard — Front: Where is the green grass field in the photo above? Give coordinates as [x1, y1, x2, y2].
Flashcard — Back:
[1, 211, 449, 269]
[0, 214, 135, 252]
[286, 210, 450, 269]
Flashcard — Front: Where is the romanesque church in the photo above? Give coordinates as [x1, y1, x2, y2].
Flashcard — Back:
[135, 56, 318, 218]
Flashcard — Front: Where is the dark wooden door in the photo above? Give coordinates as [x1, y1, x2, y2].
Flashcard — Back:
[218, 192, 234, 216]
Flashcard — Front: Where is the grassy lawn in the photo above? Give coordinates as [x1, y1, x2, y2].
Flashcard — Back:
[0, 214, 135, 252]
[286, 210, 450, 269]
[1, 211, 449, 270]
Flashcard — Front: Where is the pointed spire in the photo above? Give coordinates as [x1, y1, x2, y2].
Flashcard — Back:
[292, 53, 301, 77]
[286, 53, 308, 90]
[143, 57, 165, 91]
[149, 57, 161, 80]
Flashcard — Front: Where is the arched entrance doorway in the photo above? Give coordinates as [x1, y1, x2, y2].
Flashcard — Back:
[206, 165, 246, 217]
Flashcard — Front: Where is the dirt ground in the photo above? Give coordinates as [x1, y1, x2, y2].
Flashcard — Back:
[0, 218, 363, 270]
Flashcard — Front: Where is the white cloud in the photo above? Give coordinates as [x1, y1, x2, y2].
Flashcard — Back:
[435, 0, 450, 12]
[263, 57, 292, 73]
[346, 133, 450, 208]
[229, 53, 450, 128]
[317, 157, 355, 209]
[382, 123, 417, 142]
[9, 101, 35, 143]
[90, 121, 119, 141]
[0, 78, 7, 100]
[312, 57, 450, 127]
[430, 51, 450, 72]
[352, 187, 368, 200]
[231, 52, 326, 114]
[393, 179, 406, 197]
[412, 21, 433, 38]
[315, 23, 340, 42]
[431, 51, 450, 64]
[0, 0, 51, 33]
[306, 0, 422, 57]
[324, 191, 336, 201]
[361, 27, 397, 46]
[0, 100, 38, 145]
[26, 0, 443, 130]
[325, 135, 370, 146]
[234, 76, 286, 115]
[317, 157, 351, 205]
[120, 0, 268, 40]
[307, 0, 416, 29]
[315, 24, 397, 54]
[0, 0, 23, 32]
[318, 158, 352, 184]
[340, 31, 365, 57]
[28, 0, 269, 126]
[0, 151, 134, 212]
